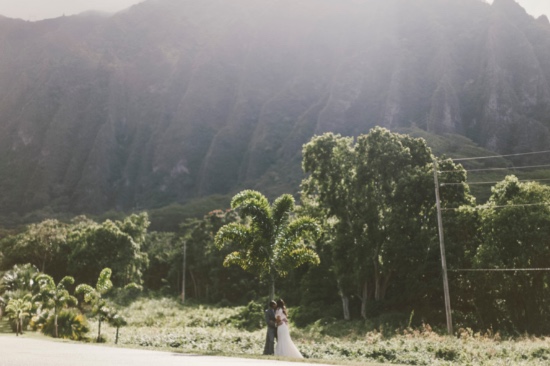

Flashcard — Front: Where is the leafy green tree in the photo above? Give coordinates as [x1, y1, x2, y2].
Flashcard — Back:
[474, 176, 550, 334]
[215, 190, 321, 300]
[142, 209, 252, 303]
[141, 231, 179, 294]
[302, 128, 472, 319]
[34, 274, 77, 338]
[0, 264, 41, 321]
[5, 220, 67, 274]
[301, 133, 357, 318]
[6, 295, 32, 336]
[76, 268, 113, 342]
[0, 264, 39, 294]
[68, 214, 149, 287]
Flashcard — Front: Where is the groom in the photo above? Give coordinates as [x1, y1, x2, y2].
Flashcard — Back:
[263, 300, 277, 355]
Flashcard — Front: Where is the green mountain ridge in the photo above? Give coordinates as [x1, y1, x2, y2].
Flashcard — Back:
[1, 0, 550, 218]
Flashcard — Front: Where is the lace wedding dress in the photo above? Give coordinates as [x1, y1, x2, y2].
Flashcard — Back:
[274, 308, 303, 358]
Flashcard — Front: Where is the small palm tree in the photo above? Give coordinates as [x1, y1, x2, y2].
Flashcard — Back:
[76, 268, 113, 342]
[215, 190, 321, 299]
[34, 274, 77, 338]
[5, 295, 32, 336]
[107, 311, 127, 344]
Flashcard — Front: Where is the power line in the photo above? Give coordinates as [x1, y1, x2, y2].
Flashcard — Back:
[439, 163, 550, 173]
[452, 150, 550, 162]
[442, 202, 550, 211]
[441, 178, 550, 186]
[450, 268, 550, 272]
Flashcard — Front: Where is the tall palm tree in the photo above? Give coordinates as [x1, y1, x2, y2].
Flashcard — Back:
[76, 268, 113, 342]
[215, 190, 321, 300]
[34, 274, 77, 338]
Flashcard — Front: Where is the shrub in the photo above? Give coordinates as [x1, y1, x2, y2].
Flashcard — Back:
[227, 301, 264, 331]
[291, 302, 341, 327]
[42, 309, 89, 340]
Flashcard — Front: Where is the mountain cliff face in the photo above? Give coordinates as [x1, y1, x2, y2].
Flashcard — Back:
[1, 0, 550, 215]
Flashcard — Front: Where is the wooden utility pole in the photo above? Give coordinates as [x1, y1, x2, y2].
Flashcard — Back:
[433, 159, 453, 335]
[181, 240, 187, 304]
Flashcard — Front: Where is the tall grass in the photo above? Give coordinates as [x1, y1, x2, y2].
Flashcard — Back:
[93, 297, 550, 365]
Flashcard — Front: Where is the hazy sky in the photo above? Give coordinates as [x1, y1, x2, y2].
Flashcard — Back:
[0, 0, 143, 20]
[0, 0, 548, 21]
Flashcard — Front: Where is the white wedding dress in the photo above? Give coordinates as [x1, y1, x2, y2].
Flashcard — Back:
[274, 308, 303, 358]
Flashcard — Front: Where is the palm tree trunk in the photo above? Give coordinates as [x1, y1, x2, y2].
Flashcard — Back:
[55, 313, 59, 338]
[97, 319, 102, 342]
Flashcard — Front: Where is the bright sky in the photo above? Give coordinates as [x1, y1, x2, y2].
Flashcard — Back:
[0, 0, 143, 21]
[0, 0, 548, 21]
[489, 0, 550, 18]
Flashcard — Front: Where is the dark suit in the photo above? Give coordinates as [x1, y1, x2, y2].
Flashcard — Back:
[263, 307, 277, 355]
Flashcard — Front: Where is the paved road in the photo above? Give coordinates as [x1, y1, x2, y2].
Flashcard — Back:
[0, 335, 336, 366]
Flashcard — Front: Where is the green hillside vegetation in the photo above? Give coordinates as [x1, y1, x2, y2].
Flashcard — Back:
[2, 129, 550, 365]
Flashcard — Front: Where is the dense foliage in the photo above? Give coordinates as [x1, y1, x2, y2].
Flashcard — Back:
[215, 190, 320, 299]
[2, 128, 550, 344]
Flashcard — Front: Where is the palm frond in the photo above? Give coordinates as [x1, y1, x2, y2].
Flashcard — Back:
[284, 216, 321, 242]
[58, 276, 75, 289]
[238, 201, 272, 232]
[96, 268, 113, 295]
[223, 251, 247, 269]
[215, 223, 251, 249]
[272, 194, 295, 228]
[231, 190, 268, 209]
[35, 274, 55, 288]
[75, 284, 94, 296]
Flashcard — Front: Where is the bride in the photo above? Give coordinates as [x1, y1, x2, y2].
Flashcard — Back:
[274, 299, 303, 358]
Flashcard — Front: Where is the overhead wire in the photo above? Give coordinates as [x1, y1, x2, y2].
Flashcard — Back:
[449, 268, 550, 272]
[441, 202, 550, 211]
[439, 163, 550, 174]
[441, 178, 550, 186]
[436, 150, 550, 278]
[451, 149, 550, 162]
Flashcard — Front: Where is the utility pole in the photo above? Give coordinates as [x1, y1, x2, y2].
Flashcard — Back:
[433, 159, 453, 335]
[181, 240, 187, 304]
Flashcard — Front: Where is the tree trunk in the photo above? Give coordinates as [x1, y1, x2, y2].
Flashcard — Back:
[55, 313, 59, 338]
[360, 280, 368, 319]
[115, 326, 120, 344]
[379, 272, 392, 301]
[181, 241, 187, 304]
[373, 255, 383, 301]
[189, 270, 198, 299]
[97, 319, 102, 342]
[337, 280, 350, 320]
[269, 274, 275, 300]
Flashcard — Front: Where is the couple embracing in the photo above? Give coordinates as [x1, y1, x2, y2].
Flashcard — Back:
[263, 299, 303, 358]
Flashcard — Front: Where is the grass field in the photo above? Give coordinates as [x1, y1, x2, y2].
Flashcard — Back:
[0, 318, 11, 334]
[78, 297, 550, 366]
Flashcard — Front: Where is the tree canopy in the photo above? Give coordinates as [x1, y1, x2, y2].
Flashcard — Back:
[215, 190, 321, 299]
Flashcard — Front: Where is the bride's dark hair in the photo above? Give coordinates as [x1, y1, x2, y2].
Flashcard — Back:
[276, 299, 287, 316]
